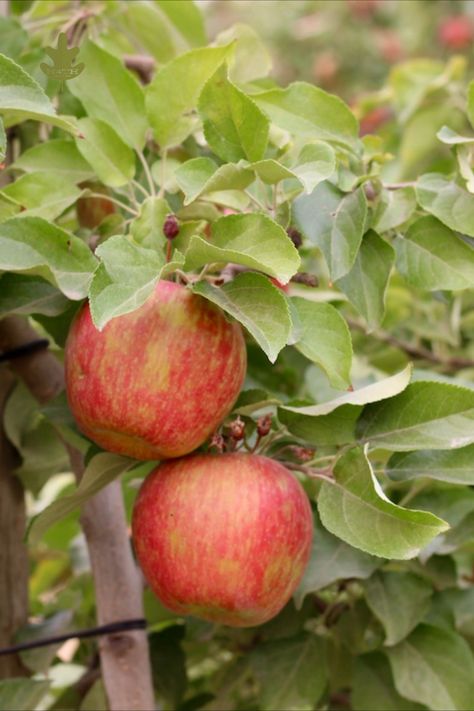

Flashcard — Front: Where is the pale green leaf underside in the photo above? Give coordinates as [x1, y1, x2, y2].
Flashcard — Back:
[318, 448, 449, 559]
[283, 364, 411, 417]
[357, 381, 474, 451]
[387, 445, 474, 485]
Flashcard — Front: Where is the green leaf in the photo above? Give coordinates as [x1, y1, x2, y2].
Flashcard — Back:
[28, 453, 135, 542]
[156, 0, 206, 48]
[295, 512, 379, 607]
[253, 82, 359, 149]
[387, 624, 474, 711]
[130, 196, 169, 251]
[69, 41, 147, 149]
[175, 157, 255, 205]
[293, 182, 367, 280]
[146, 44, 233, 148]
[278, 404, 359, 447]
[0, 216, 97, 299]
[0, 273, 69, 316]
[395, 216, 474, 291]
[467, 80, 474, 131]
[215, 23, 271, 84]
[0, 53, 76, 132]
[353, 653, 424, 711]
[17, 610, 73, 673]
[292, 141, 336, 194]
[416, 174, 474, 238]
[233, 388, 282, 416]
[291, 298, 352, 389]
[357, 382, 474, 451]
[0, 115, 5, 162]
[89, 235, 183, 330]
[387, 446, 474, 485]
[373, 187, 417, 233]
[193, 272, 291, 363]
[4, 381, 69, 495]
[0, 679, 50, 711]
[437, 126, 474, 145]
[1, 171, 81, 220]
[149, 626, 187, 708]
[365, 572, 432, 646]
[318, 447, 449, 559]
[249, 633, 326, 711]
[13, 139, 93, 182]
[199, 65, 269, 163]
[283, 365, 412, 417]
[336, 230, 394, 329]
[184, 213, 300, 283]
[252, 159, 297, 185]
[75, 117, 135, 188]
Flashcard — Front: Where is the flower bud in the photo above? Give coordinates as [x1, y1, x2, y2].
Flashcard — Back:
[229, 417, 246, 441]
[163, 214, 180, 240]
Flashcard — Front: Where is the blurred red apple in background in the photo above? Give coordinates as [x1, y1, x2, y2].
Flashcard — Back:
[132, 452, 314, 626]
[439, 16, 473, 50]
[65, 281, 246, 460]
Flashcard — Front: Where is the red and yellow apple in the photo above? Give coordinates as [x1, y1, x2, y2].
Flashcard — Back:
[132, 452, 314, 627]
[65, 281, 246, 460]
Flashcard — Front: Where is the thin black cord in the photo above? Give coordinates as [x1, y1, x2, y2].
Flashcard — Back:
[0, 618, 147, 657]
[0, 339, 50, 363]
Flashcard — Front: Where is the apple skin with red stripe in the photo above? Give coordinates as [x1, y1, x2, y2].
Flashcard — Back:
[132, 453, 314, 627]
[65, 281, 247, 460]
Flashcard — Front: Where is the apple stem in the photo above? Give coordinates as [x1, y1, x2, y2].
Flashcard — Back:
[166, 239, 172, 262]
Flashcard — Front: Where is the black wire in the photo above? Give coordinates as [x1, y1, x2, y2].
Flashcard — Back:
[0, 618, 147, 657]
[0, 339, 50, 363]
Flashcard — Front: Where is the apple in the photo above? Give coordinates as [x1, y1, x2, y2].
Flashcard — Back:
[439, 16, 473, 50]
[77, 182, 116, 229]
[132, 452, 314, 627]
[65, 281, 247, 460]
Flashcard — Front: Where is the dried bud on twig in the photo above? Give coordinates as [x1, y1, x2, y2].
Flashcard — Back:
[209, 432, 225, 453]
[287, 227, 303, 248]
[291, 273, 319, 288]
[229, 417, 246, 441]
[257, 414, 272, 438]
[289, 445, 315, 462]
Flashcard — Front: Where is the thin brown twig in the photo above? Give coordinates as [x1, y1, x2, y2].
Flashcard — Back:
[347, 317, 474, 372]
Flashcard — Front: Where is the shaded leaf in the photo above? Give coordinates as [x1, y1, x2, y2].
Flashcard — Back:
[291, 297, 352, 389]
[395, 216, 474, 291]
[293, 181, 367, 280]
[0, 273, 69, 317]
[365, 572, 432, 646]
[387, 624, 474, 711]
[250, 633, 326, 711]
[353, 653, 424, 711]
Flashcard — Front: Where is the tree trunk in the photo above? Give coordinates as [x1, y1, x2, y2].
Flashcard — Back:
[0, 368, 29, 679]
[0, 317, 155, 710]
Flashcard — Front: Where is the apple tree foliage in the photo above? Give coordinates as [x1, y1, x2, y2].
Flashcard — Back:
[1, 2, 474, 709]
